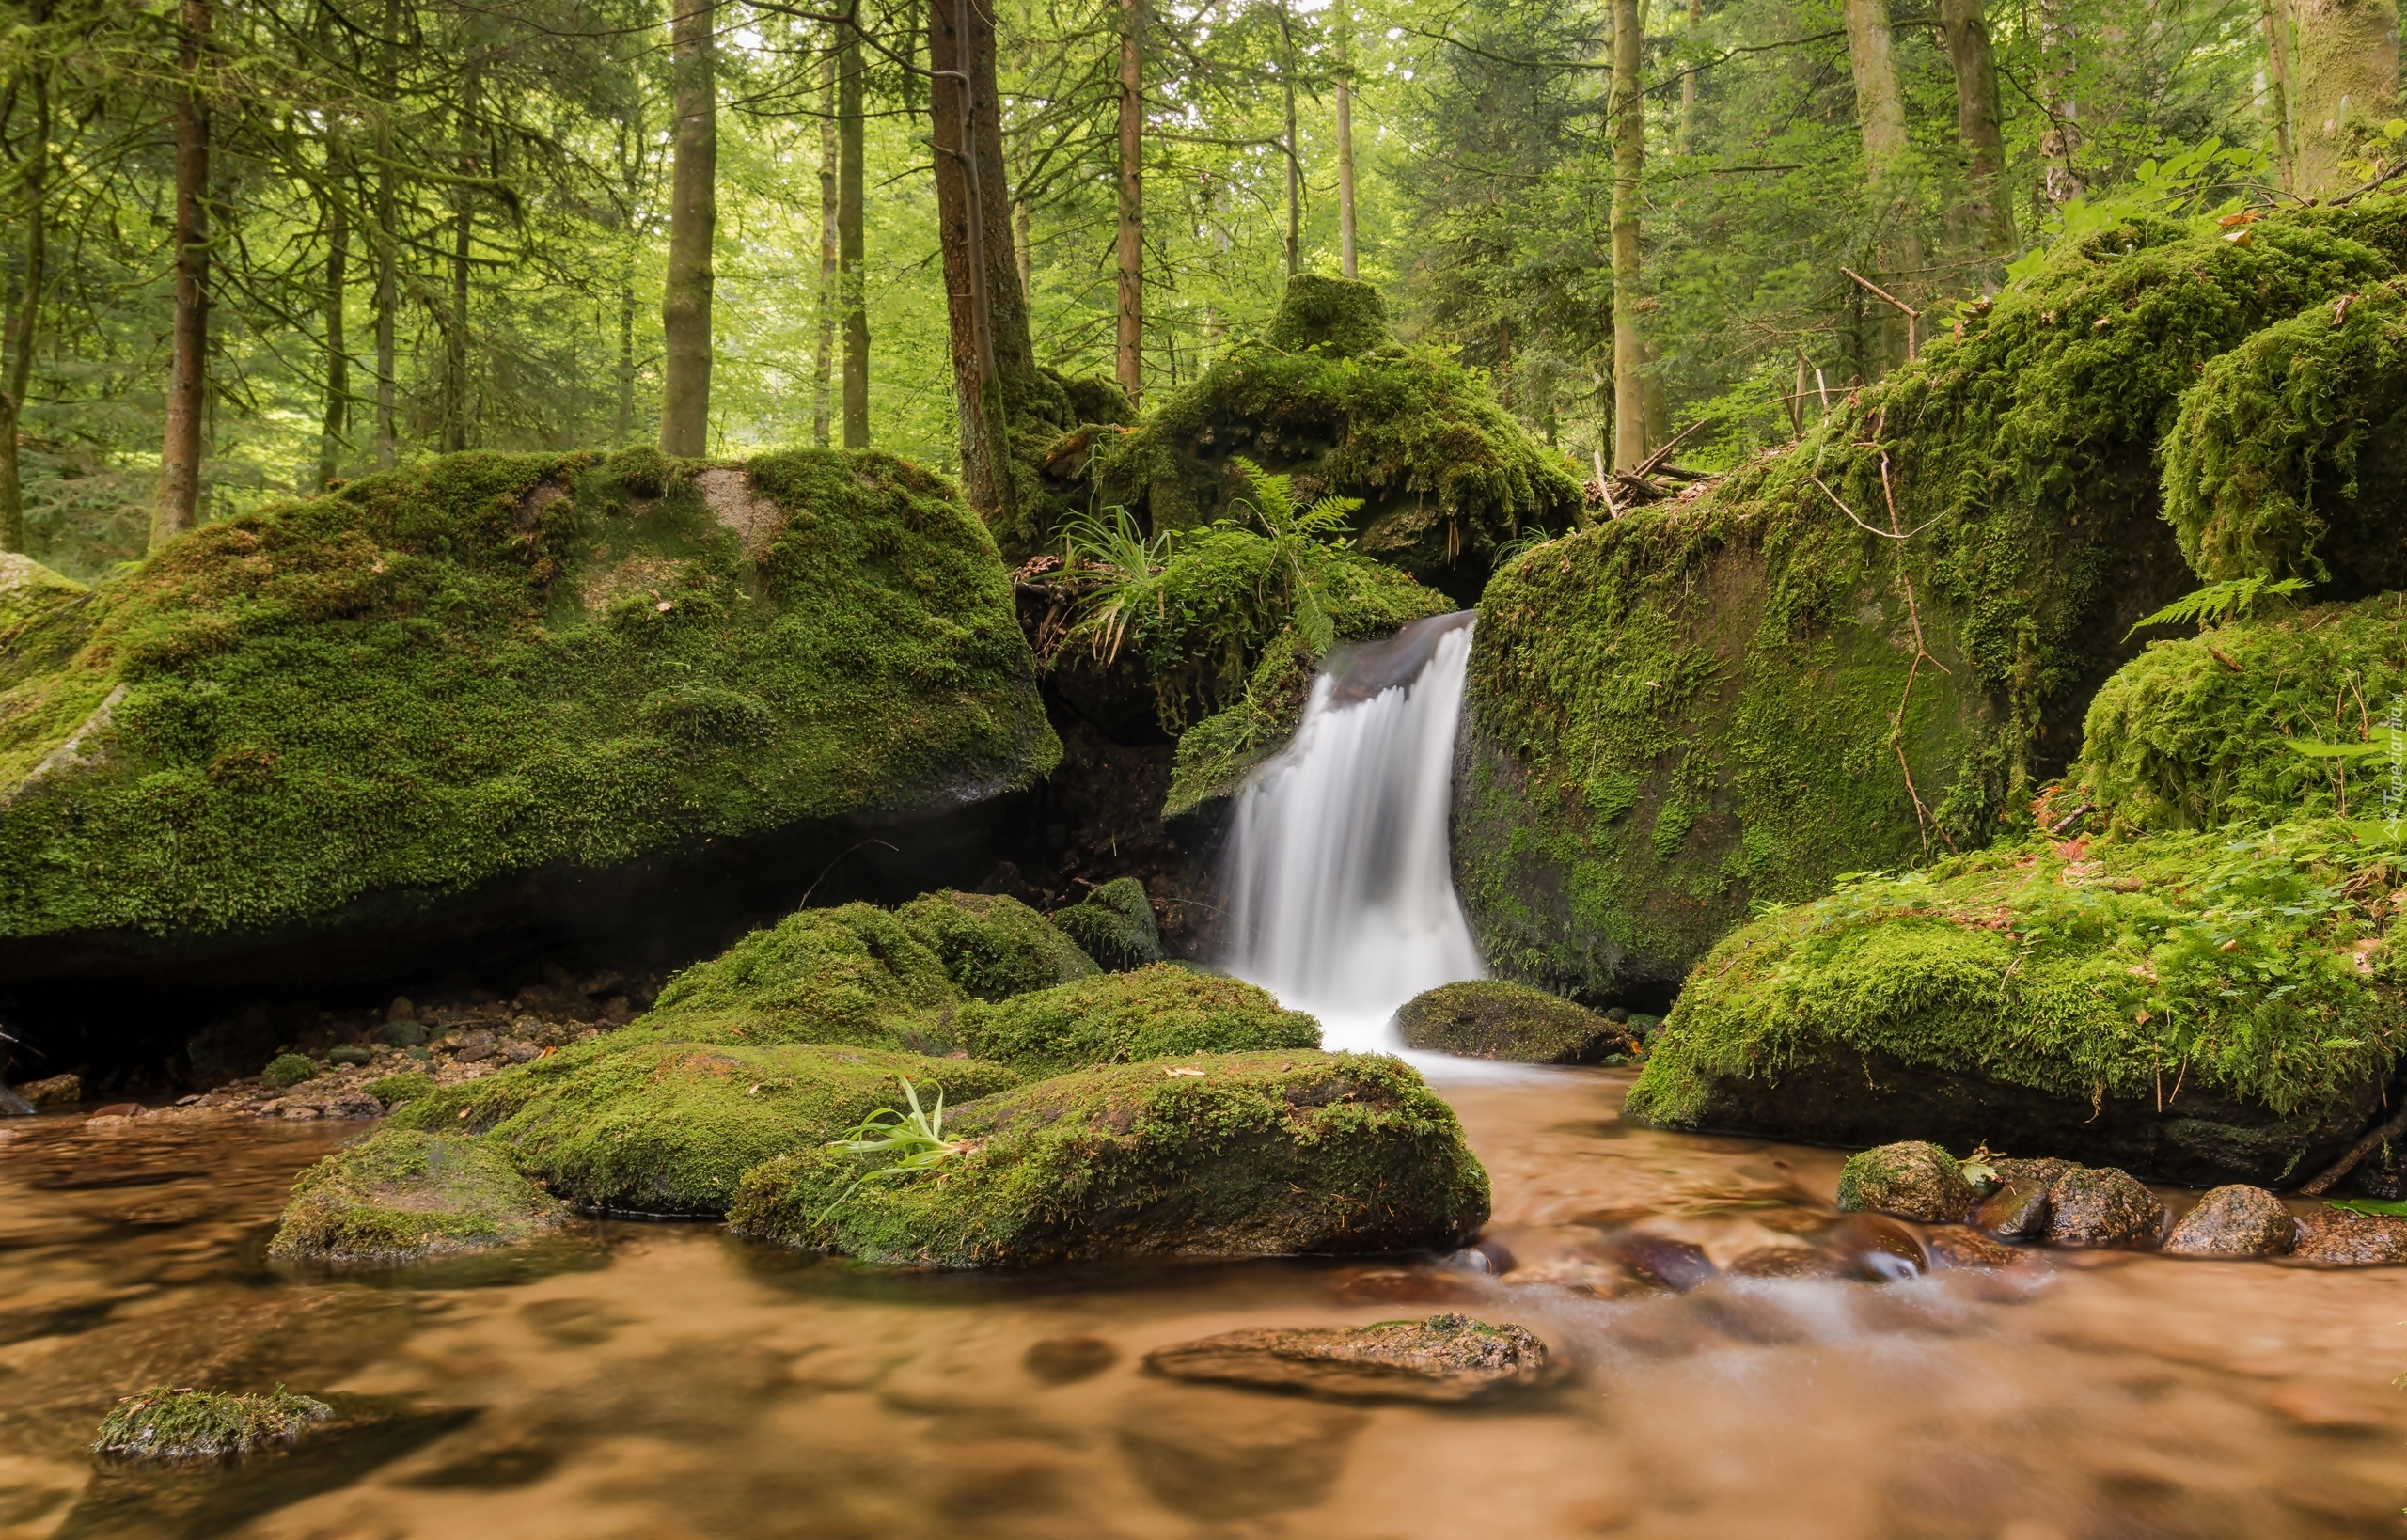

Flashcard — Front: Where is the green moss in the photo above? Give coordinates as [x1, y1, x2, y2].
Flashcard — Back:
[92, 1387, 332, 1462]
[635, 902, 962, 1050]
[0, 552, 86, 636]
[392, 1034, 1017, 1216]
[268, 1128, 565, 1265]
[895, 888, 1098, 1001]
[1049, 877, 1165, 972]
[0, 448, 1056, 947]
[262, 1053, 318, 1089]
[1393, 980, 1635, 1064]
[2079, 597, 2407, 834]
[727, 1050, 1488, 1267]
[366, 1071, 435, 1108]
[1163, 627, 1319, 817]
[951, 964, 1317, 1075]
[1462, 201, 2407, 1001]
[1262, 274, 1397, 357]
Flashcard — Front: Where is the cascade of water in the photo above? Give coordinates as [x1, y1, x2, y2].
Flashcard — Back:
[1219, 610, 1485, 1059]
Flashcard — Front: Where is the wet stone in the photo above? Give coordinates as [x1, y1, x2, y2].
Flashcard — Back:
[1025, 1336, 1119, 1385]
[1991, 1156, 2078, 1189]
[1923, 1227, 2022, 1270]
[1823, 1213, 1927, 1281]
[1726, 1246, 1851, 1281]
[2045, 1167, 2165, 1249]
[1145, 1313, 1547, 1403]
[1974, 1178, 2052, 1239]
[1597, 1230, 1717, 1291]
[2290, 1207, 2407, 1265]
[18, 1073, 82, 1107]
[2164, 1185, 2296, 1258]
[1835, 1141, 1978, 1223]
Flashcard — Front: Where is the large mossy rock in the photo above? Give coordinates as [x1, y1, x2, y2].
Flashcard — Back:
[951, 964, 1319, 1075]
[2079, 596, 2407, 834]
[390, 1034, 1019, 1217]
[895, 888, 1099, 1001]
[1624, 823, 2404, 1185]
[0, 552, 85, 636]
[1393, 979, 1636, 1064]
[1457, 201, 2407, 1002]
[727, 1051, 1489, 1266]
[1049, 877, 1165, 971]
[268, 1129, 566, 1265]
[636, 902, 962, 1051]
[0, 449, 1056, 977]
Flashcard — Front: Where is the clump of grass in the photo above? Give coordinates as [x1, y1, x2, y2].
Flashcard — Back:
[819, 1078, 963, 1221]
[262, 1054, 318, 1089]
[92, 1387, 332, 1462]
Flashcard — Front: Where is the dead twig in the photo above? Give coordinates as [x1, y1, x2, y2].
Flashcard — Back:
[2299, 1102, 2407, 1195]
[1843, 267, 1922, 361]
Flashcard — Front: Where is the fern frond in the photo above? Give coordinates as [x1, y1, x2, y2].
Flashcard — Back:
[2124, 575, 2308, 640]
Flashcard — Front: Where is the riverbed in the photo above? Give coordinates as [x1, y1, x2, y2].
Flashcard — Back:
[2, 1068, 2401, 1539]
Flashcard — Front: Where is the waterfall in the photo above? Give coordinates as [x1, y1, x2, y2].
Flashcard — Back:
[1219, 611, 1486, 1063]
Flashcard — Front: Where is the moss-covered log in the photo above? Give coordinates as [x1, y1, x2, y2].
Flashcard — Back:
[268, 1129, 566, 1264]
[1458, 201, 2407, 1002]
[1623, 822, 2404, 1185]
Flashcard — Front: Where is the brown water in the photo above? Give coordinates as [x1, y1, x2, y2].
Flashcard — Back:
[3, 1068, 2404, 1540]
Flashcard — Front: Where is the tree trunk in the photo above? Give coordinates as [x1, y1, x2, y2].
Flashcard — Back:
[814, 47, 837, 447]
[374, 0, 398, 470]
[969, 0, 1033, 408]
[1334, 0, 1358, 278]
[0, 27, 47, 555]
[1939, 0, 2014, 257]
[444, 59, 477, 454]
[1115, 0, 1141, 401]
[1677, 0, 1700, 155]
[616, 268, 636, 445]
[839, 15, 868, 448]
[1281, 3, 1299, 278]
[2039, 0, 2080, 204]
[152, 0, 211, 551]
[2262, 0, 2297, 190]
[1844, 0, 1922, 367]
[929, 0, 1014, 521]
[660, 0, 716, 456]
[1609, 0, 1644, 470]
[2295, 0, 2400, 196]
[318, 140, 349, 492]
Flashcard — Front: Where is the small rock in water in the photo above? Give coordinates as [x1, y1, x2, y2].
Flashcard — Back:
[1145, 1313, 1547, 1403]
[2290, 1206, 2407, 1265]
[18, 1074, 82, 1108]
[1823, 1213, 1928, 1281]
[1835, 1141, 1978, 1223]
[1597, 1229, 1718, 1291]
[2045, 1166, 2164, 1249]
[1974, 1178, 2052, 1239]
[1991, 1156, 2079, 1189]
[1922, 1226, 2022, 1270]
[1024, 1336, 1119, 1385]
[92, 1387, 333, 1462]
[1725, 1245, 1851, 1281]
[2164, 1185, 2296, 1258]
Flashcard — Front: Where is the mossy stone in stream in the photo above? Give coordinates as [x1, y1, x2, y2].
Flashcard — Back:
[268, 1130, 566, 1265]
[894, 889, 1098, 1001]
[1393, 980, 1637, 1064]
[1834, 1141, 1980, 1223]
[1050, 879, 1165, 972]
[727, 1051, 1489, 1267]
[2044, 1166, 2165, 1249]
[390, 1035, 1019, 1217]
[635, 902, 960, 1050]
[262, 1054, 318, 1089]
[949, 965, 1319, 1076]
[92, 1388, 333, 1463]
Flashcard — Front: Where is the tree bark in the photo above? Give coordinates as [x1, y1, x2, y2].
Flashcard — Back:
[839, 12, 868, 448]
[969, 0, 1033, 407]
[318, 138, 349, 491]
[2262, 0, 2297, 190]
[1843, 0, 1922, 367]
[660, 0, 716, 456]
[1939, 0, 2014, 256]
[1115, 0, 1142, 401]
[1334, 0, 1358, 277]
[2038, 0, 2080, 204]
[152, 0, 211, 551]
[814, 46, 837, 447]
[2295, 0, 2400, 196]
[444, 58, 477, 454]
[1609, 0, 1644, 470]
[929, 0, 1014, 521]
[0, 23, 48, 555]
[1280, 2, 1299, 278]
[374, 0, 398, 469]
[1677, 0, 1699, 155]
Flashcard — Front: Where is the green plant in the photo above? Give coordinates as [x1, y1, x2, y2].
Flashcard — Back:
[1062, 504, 1172, 665]
[819, 1077, 963, 1220]
[2005, 138, 2270, 287]
[1224, 457, 1361, 653]
[2329, 1197, 2407, 1217]
[262, 1054, 318, 1089]
[366, 1071, 435, 1108]
[92, 1386, 332, 1462]
[2124, 575, 2310, 639]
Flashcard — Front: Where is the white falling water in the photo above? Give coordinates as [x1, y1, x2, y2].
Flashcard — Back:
[1219, 611, 1490, 1070]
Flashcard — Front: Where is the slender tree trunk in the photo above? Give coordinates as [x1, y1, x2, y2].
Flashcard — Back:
[813, 47, 837, 447]
[1844, 0, 1922, 367]
[930, 0, 1014, 520]
[616, 269, 636, 445]
[1677, 0, 1700, 154]
[2039, 0, 2080, 204]
[839, 12, 868, 448]
[2262, 0, 2296, 189]
[969, 0, 1032, 408]
[1280, 3, 1299, 278]
[1939, 0, 2013, 257]
[318, 141, 349, 491]
[0, 25, 48, 555]
[2295, 0, 2400, 196]
[660, 0, 716, 455]
[1115, 0, 1142, 401]
[152, 0, 211, 551]
[1609, 0, 1644, 470]
[374, 0, 398, 469]
[444, 59, 477, 454]
[1334, 0, 1358, 277]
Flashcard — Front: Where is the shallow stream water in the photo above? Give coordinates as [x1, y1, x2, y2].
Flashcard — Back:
[3, 1070, 2403, 1540]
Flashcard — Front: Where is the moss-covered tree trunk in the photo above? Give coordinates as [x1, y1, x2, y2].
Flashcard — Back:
[151, 0, 210, 554]
[1938, 0, 2014, 257]
[660, 0, 716, 458]
[1116, 0, 1142, 401]
[839, 18, 868, 448]
[1608, 0, 1644, 470]
[1844, 0, 1924, 366]
[813, 48, 837, 448]
[929, 0, 1015, 524]
[2262, 0, 2297, 191]
[2294, 0, 2399, 196]
[0, 29, 47, 556]
[317, 135, 347, 492]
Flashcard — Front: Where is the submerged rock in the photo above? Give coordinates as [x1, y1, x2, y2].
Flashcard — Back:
[728, 1051, 1489, 1267]
[2045, 1167, 2165, 1249]
[1393, 980, 1637, 1064]
[92, 1387, 333, 1462]
[2290, 1206, 2407, 1265]
[1049, 878, 1165, 973]
[1922, 1227, 2022, 1270]
[2164, 1185, 2297, 1258]
[950, 965, 1318, 1076]
[0, 1082, 31, 1117]
[1974, 1179, 2053, 1240]
[1834, 1142, 1979, 1223]
[896, 889, 1098, 1001]
[1144, 1313, 1547, 1403]
[269, 1130, 565, 1265]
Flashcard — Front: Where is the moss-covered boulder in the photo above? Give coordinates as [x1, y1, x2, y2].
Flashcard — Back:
[1623, 823, 2404, 1186]
[2078, 597, 2407, 834]
[895, 888, 1098, 1001]
[0, 551, 85, 636]
[0, 449, 1055, 978]
[1834, 1141, 1980, 1222]
[390, 1035, 1017, 1216]
[727, 1051, 1488, 1267]
[951, 965, 1318, 1075]
[1457, 201, 2407, 1002]
[1162, 627, 1319, 818]
[1392, 979, 1636, 1064]
[268, 1129, 566, 1265]
[636, 902, 960, 1050]
[1050, 878, 1165, 972]
[93, 1388, 333, 1462]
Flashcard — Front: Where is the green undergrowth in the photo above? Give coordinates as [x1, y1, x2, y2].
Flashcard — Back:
[726, 1050, 1489, 1267]
[0, 448, 1055, 945]
[1048, 877, 1165, 971]
[1626, 821, 2406, 1130]
[92, 1387, 333, 1462]
[2080, 595, 2407, 833]
[1461, 198, 2407, 1001]
[950, 964, 1317, 1075]
[269, 1128, 565, 1265]
[896, 888, 1099, 1001]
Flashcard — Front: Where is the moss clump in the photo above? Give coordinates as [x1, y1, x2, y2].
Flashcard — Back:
[727, 1050, 1488, 1267]
[1460, 201, 2407, 1002]
[1393, 980, 1636, 1064]
[1833, 1140, 1980, 1221]
[637, 902, 960, 1050]
[0, 449, 1055, 951]
[0, 552, 85, 636]
[2078, 597, 2407, 834]
[1262, 273, 1397, 357]
[2162, 260, 2407, 595]
[268, 1129, 566, 1265]
[366, 1071, 435, 1108]
[1626, 822, 2404, 1184]
[951, 964, 1317, 1075]
[262, 1053, 318, 1089]
[1049, 878, 1164, 972]
[1162, 627, 1318, 817]
[391, 1035, 1018, 1216]
[895, 888, 1098, 1001]
[92, 1387, 332, 1462]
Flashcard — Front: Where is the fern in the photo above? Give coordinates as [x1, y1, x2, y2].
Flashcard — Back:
[2283, 726, 2407, 762]
[1224, 457, 1361, 656]
[2123, 574, 2308, 639]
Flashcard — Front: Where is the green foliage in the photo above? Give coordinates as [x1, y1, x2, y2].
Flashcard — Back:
[1161, 627, 1321, 817]
[639, 902, 961, 1051]
[269, 1129, 565, 1264]
[1060, 505, 1172, 666]
[894, 889, 1098, 1002]
[262, 1054, 318, 1089]
[2004, 139, 2271, 286]
[365, 1071, 435, 1108]
[2123, 576, 2309, 638]
[949, 964, 1317, 1075]
[818, 1077, 963, 1220]
[92, 1388, 333, 1462]
[1048, 877, 1165, 972]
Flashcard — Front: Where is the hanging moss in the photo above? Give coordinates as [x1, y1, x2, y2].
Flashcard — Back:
[949, 964, 1316, 1074]
[269, 1129, 567, 1265]
[0, 449, 1056, 953]
[636, 902, 962, 1051]
[895, 888, 1099, 1001]
[2079, 596, 2407, 834]
[1623, 821, 2404, 1185]
[1048, 877, 1165, 971]
[1162, 627, 1319, 817]
[1459, 200, 2407, 1003]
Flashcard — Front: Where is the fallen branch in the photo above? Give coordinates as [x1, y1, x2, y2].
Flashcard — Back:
[2299, 1100, 2407, 1195]
[1633, 416, 1713, 480]
[1842, 267, 1922, 361]
[1808, 475, 1945, 541]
